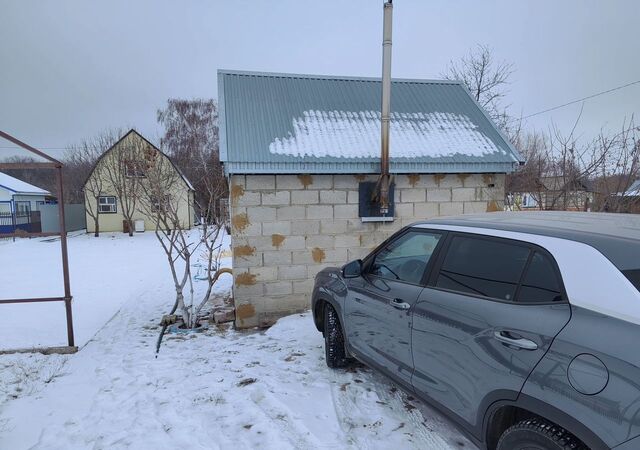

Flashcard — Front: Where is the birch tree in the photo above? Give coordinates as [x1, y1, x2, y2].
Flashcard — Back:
[157, 99, 227, 223]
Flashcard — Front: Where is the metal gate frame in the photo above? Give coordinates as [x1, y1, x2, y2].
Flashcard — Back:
[0, 130, 75, 350]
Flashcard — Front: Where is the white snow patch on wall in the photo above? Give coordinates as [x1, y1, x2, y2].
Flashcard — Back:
[269, 110, 504, 159]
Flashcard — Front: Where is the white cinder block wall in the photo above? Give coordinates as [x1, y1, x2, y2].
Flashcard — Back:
[230, 173, 505, 328]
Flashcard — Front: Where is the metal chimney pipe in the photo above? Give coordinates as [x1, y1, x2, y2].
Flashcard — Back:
[379, 0, 393, 213]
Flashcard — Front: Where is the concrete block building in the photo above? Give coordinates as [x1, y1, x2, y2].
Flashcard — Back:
[218, 70, 523, 328]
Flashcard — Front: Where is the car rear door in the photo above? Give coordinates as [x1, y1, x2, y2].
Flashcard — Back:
[344, 228, 445, 385]
[411, 232, 571, 429]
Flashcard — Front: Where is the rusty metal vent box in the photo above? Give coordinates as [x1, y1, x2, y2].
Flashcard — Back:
[358, 181, 395, 222]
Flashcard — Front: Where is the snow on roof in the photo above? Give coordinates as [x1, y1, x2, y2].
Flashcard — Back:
[0, 171, 50, 195]
[218, 70, 523, 174]
[619, 179, 640, 197]
[269, 110, 502, 159]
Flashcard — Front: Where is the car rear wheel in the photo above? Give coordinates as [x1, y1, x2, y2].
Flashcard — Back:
[497, 417, 588, 450]
[323, 304, 349, 369]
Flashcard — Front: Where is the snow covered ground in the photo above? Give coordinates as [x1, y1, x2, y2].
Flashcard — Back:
[0, 232, 179, 349]
[0, 232, 474, 449]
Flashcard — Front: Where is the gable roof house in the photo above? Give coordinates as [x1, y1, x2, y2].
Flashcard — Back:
[611, 179, 640, 213]
[0, 172, 51, 233]
[83, 129, 194, 234]
[507, 175, 595, 211]
[0, 172, 51, 211]
[218, 70, 523, 328]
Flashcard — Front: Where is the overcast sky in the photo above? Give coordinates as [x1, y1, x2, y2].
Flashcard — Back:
[1, 0, 639, 159]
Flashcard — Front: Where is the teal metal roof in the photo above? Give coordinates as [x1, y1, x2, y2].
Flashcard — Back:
[218, 70, 523, 175]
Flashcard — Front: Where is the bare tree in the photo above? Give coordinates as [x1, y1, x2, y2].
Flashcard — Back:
[507, 114, 640, 212]
[157, 99, 227, 222]
[443, 44, 515, 133]
[101, 133, 148, 236]
[505, 131, 549, 210]
[138, 150, 229, 338]
[65, 129, 122, 236]
[591, 117, 640, 212]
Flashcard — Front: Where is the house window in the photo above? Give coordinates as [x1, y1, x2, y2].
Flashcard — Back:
[15, 201, 31, 216]
[98, 196, 117, 213]
[150, 195, 171, 213]
[124, 159, 146, 177]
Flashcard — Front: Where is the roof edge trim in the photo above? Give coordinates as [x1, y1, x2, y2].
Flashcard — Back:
[217, 69, 464, 86]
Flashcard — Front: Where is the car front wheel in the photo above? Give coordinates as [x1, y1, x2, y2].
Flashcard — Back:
[323, 304, 349, 369]
[497, 418, 588, 450]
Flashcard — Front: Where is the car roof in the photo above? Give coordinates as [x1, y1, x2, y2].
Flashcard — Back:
[415, 211, 640, 271]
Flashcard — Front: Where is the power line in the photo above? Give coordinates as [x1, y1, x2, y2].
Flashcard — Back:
[521, 79, 640, 120]
[2, 79, 640, 149]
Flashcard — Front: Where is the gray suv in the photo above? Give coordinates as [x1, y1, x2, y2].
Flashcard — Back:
[311, 212, 640, 450]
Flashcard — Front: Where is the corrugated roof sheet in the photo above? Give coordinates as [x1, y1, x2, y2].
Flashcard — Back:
[218, 70, 523, 174]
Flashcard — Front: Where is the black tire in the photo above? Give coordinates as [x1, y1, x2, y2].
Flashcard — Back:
[323, 304, 349, 368]
[497, 417, 588, 450]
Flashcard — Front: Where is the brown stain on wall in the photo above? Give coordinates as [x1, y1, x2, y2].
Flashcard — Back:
[312, 247, 326, 263]
[236, 272, 257, 286]
[230, 184, 245, 204]
[483, 174, 495, 185]
[407, 174, 420, 187]
[231, 213, 249, 232]
[271, 234, 285, 248]
[233, 245, 255, 258]
[298, 174, 313, 188]
[457, 173, 470, 183]
[236, 303, 256, 319]
[434, 174, 446, 186]
[486, 200, 500, 212]
[354, 174, 366, 182]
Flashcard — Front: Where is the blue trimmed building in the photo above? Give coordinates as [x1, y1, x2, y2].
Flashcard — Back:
[0, 172, 51, 233]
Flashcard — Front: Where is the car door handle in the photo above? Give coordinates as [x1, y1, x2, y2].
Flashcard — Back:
[493, 331, 538, 351]
[390, 298, 411, 310]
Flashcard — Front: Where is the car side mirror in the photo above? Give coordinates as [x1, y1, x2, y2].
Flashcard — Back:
[342, 259, 363, 278]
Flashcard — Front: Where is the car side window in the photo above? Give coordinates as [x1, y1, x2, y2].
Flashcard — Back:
[435, 235, 530, 302]
[517, 251, 564, 303]
[370, 231, 442, 284]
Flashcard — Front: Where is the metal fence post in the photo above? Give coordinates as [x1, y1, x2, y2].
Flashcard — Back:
[56, 167, 75, 347]
[0, 130, 76, 352]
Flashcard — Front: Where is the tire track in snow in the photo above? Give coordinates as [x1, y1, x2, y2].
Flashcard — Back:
[249, 388, 322, 450]
[328, 365, 475, 450]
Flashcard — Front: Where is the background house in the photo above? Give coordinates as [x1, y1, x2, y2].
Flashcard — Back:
[507, 176, 594, 211]
[83, 130, 195, 234]
[538, 176, 594, 211]
[612, 179, 640, 213]
[218, 70, 523, 328]
[0, 172, 52, 233]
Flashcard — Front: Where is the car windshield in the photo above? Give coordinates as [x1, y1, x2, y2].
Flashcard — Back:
[623, 269, 640, 294]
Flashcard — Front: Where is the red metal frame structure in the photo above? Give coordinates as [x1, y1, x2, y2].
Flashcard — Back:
[0, 130, 75, 349]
